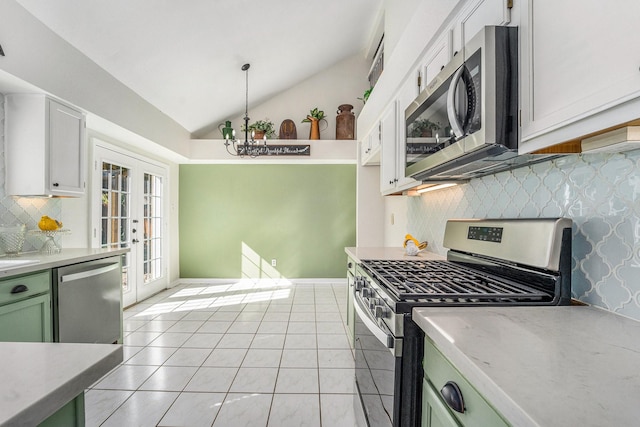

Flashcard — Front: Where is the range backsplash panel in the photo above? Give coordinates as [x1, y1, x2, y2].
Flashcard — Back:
[408, 150, 640, 320]
[0, 93, 61, 254]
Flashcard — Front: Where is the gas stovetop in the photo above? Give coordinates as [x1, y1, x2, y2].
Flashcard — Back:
[361, 259, 549, 304]
[358, 218, 573, 310]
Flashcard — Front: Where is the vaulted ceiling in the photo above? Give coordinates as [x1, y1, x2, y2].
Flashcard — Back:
[15, 0, 383, 136]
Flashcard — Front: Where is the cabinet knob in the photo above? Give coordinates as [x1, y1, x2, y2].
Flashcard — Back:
[440, 381, 465, 413]
[347, 262, 353, 269]
[132, 239, 139, 244]
[52, 183, 59, 187]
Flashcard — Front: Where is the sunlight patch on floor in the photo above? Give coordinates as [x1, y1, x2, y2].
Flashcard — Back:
[134, 242, 294, 317]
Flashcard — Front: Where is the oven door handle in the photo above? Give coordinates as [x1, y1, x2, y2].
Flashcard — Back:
[354, 293, 401, 355]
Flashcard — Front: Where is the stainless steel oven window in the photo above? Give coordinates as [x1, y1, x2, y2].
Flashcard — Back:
[354, 290, 400, 427]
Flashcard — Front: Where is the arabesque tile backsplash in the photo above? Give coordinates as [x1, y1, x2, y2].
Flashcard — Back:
[0, 93, 61, 254]
[408, 150, 640, 320]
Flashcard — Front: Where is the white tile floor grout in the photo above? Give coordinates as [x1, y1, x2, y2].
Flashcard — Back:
[85, 279, 358, 427]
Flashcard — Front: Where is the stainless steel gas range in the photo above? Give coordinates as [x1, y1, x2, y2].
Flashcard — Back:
[353, 218, 573, 427]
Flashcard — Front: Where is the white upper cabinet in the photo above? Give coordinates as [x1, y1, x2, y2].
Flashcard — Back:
[360, 124, 381, 166]
[380, 102, 398, 194]
[519, 0, 640, 152]
[421, 29, 453, 91]
[380, 78, 420, 195]
[5, 94, 86, 197]
[451, 0, 513, 55]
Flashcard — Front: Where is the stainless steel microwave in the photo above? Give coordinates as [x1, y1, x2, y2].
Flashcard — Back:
[405, 26, 521, 181]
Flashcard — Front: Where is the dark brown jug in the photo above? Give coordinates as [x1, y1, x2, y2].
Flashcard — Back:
[336, 104, 355, 140]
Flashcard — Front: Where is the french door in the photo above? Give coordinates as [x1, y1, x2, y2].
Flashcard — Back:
[92, 143, 168, 307]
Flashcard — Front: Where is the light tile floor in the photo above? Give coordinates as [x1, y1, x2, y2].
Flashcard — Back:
[85, 280, 359, 427]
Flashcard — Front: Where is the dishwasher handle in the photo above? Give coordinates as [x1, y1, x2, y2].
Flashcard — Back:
[60, 262, 120, 283]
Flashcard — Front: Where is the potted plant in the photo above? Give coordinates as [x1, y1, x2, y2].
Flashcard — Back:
[358, 87, 373, 104]
[243, 119, 276, 139]
[410, 119, 440, 137]
[301, 108, 326, 140]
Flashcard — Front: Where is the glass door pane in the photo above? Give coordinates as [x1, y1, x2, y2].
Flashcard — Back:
[101, 162, 132, 294]
[142, 173, 163, 284]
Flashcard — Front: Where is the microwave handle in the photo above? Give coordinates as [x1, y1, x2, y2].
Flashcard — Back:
[446, 65, 466, 139]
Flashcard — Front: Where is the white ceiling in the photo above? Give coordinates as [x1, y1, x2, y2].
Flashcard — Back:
[15, 0, 383, 136]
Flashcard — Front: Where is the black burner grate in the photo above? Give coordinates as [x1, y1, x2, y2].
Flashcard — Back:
[361, 259, 548, 302]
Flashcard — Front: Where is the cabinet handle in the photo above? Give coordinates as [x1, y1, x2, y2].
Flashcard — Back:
[347, 262, 353, 268]
[440, 381, 465, 413]
[52, 183, 60, 187]
[10, 284, 29, 294]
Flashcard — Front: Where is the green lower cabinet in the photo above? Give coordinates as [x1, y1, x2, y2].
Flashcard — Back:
[423, 338, 510, 427]
[0, 292, 52, 342]
[422, 379, 461, 427]
[38, 393, 85, 427]
[0, 270, 52, 342]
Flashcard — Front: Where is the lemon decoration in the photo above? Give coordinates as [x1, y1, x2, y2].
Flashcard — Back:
[38, 215, 63, 231]
[403, 234, 428, 250]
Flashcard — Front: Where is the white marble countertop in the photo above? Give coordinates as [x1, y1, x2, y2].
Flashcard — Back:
[413, 305, 640, 427]
[0, 342, 122, 426]
[0, 248, 129, 279]
[345, 246, 445, 263]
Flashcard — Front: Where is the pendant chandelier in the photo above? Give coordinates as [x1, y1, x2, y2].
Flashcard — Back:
[224, 63, 267, 157]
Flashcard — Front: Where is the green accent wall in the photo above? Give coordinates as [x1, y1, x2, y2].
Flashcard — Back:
[179, 164, 356, 278]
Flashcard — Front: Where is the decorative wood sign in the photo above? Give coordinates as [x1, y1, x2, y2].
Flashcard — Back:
[238, 144, 311, 156]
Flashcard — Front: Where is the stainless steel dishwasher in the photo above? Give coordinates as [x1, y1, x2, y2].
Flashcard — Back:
[53, 256, 122, 344]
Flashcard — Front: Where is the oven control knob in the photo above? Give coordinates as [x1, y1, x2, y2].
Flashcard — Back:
[369, 298, 379, 310]
[374, 305, 387, 319]
[362, 288, 371, 298]
[355, 278, 364, 291]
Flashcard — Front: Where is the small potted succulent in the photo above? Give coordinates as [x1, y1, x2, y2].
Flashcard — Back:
[243, 119, 276, 139]
[302, 108, 326, 140]
[410, 119, 440, 137]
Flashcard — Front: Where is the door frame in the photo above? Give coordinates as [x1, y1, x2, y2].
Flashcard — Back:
[89, 137, 170, 306]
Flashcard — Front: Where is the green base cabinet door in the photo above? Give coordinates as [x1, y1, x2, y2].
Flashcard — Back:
[423, 339, 510, 427]
[0, 271, 52, 342]
[422, 379, 461, 427]
[38, 393, 85, 427]
[0, 293, 52, 342]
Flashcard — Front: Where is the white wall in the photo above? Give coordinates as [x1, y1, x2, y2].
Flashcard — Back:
[384, 196, 409, 247]
[0, 0, 191, 156]
[356, 164, 385, 247]
[383, 0, 422, 59]
[201, 54, 370, 141]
